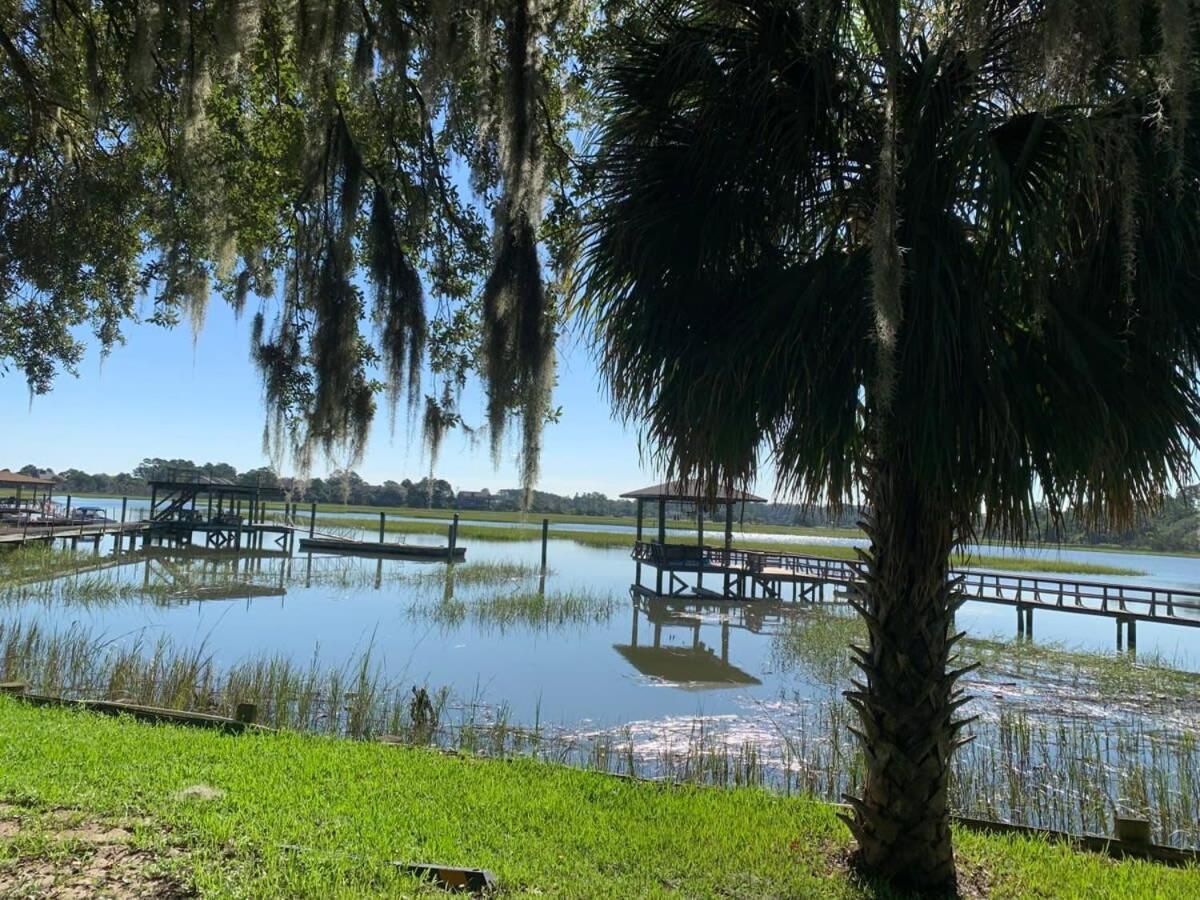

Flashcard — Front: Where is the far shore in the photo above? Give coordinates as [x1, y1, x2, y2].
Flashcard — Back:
[57, 492, 1199, 563]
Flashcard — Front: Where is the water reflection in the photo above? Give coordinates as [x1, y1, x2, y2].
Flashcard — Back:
[615, 599, 761, 689]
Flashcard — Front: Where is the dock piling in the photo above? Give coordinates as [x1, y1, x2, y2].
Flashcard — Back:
[448, 514, 459, 561]
[541, 518, 549, 573]
[309, 503, 317, 538]
[379, 511, 386, 543]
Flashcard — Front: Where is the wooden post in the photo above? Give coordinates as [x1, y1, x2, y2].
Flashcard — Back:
[309, 502, 317, 538]
[65, 494, 71, 520]
[234, 702, 258, 725]
[448, 513, 459, 561]
[1017, 604, 1025, 635]
[1115, 816, 1151, 846]
[1024, 606, 1033, 636]
[724, 501, 733, 566]
[379, 511, 386, 544]
[635, 498, 644, 586]
[1127, 618, 1137, 651]
[656, 497, 666, 595]
[1116, 618, 1124, 650]
[541, 518, 549, 572]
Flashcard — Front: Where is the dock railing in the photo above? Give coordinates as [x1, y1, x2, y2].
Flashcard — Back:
[632, 541, 1200, 626]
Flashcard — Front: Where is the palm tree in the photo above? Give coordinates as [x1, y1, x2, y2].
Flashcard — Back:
[580, 0, 1200, 891]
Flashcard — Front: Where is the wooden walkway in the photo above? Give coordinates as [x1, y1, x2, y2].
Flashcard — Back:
[0, 520, 148, 546]
[632, 541, 1200, 645]
[0, 518, 294, 553]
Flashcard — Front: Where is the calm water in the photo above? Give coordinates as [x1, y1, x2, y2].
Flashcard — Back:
[10, 517, 1200, 727]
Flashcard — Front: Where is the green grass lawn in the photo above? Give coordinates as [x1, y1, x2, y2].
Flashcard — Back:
[0, 699, 1194, 898]
[311, 516, 1143, 577]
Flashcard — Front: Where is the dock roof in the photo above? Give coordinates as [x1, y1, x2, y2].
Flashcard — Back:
[619, 481, 766, 503]
[0, 468, 56, 488]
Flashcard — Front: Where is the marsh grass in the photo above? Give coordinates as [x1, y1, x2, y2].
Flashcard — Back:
[769, 603, 1200, 705]
[409, 587, 616, 631]
[2, 614, 1200, 846]
[313, 516, 1143, 575]
[0, 545, 93, 585]
[0, 553, 550, 611]
[404, 560, 547, 589]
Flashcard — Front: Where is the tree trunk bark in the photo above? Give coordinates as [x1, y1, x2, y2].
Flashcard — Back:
[843, 454, 968, 894]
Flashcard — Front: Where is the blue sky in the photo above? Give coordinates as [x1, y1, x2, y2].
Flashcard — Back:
[0, 295, 666, 497]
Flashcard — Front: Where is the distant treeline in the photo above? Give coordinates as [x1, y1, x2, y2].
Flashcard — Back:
[15, 460, 1198, 550]
[21, 458, 860, 523]
[1035, 492, 1200, 554]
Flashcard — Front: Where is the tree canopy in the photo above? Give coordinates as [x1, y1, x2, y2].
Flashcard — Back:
[578, 0, 1200, 888]
[582, 0, 1200, 537]
[0, 0, 602, 493]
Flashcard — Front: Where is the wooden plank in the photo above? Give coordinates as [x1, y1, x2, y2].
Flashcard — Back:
[299, 538, 466, 561]
[10, 692, 271, 734]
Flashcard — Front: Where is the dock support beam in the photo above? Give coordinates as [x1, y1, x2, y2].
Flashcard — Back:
[309, 503, 317, 538]
[635, 498, 643, 587]
[1118, 617, 1137, 652]
[1017, 604, 1025, 635]
[379, 512, 386, 543]
[656, 498, 666, 595]
[449, 514, 459, 562]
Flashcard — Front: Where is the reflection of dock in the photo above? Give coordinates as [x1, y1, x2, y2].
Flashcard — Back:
[10, 546, 291, 604]
[614, 597, 761, 689]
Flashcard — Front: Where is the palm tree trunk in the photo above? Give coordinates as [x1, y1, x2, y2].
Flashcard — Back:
[843, 455, 968, 894]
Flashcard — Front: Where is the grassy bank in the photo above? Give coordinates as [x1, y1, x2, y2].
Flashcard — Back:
[0, 698, 1195, 898]
[310, 516, 1143, 576]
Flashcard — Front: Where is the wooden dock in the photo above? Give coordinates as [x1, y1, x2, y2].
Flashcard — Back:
[0, 520, 148, 547]
[632, 541, 1200, 647]
[298, 536, 465, 560]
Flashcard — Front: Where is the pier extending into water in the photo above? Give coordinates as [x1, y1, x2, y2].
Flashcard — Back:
[632, 540, 1200, 648]
[0, 467, 296, 553]
[619, 481, 1200, 649]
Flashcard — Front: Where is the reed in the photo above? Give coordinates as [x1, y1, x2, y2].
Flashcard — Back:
[3, 614, 1199, 846]
[408, 587, 617, 631]
[0, 544, 94, 585]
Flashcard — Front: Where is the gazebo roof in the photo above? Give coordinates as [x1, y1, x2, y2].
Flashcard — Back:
[619, 480, 766, 503]
[0, 468, 56, 488]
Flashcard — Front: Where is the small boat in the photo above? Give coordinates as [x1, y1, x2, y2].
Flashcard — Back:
[298, 537, 465, 561]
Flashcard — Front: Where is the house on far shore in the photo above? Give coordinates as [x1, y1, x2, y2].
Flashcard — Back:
[456, 489, 492, 510]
